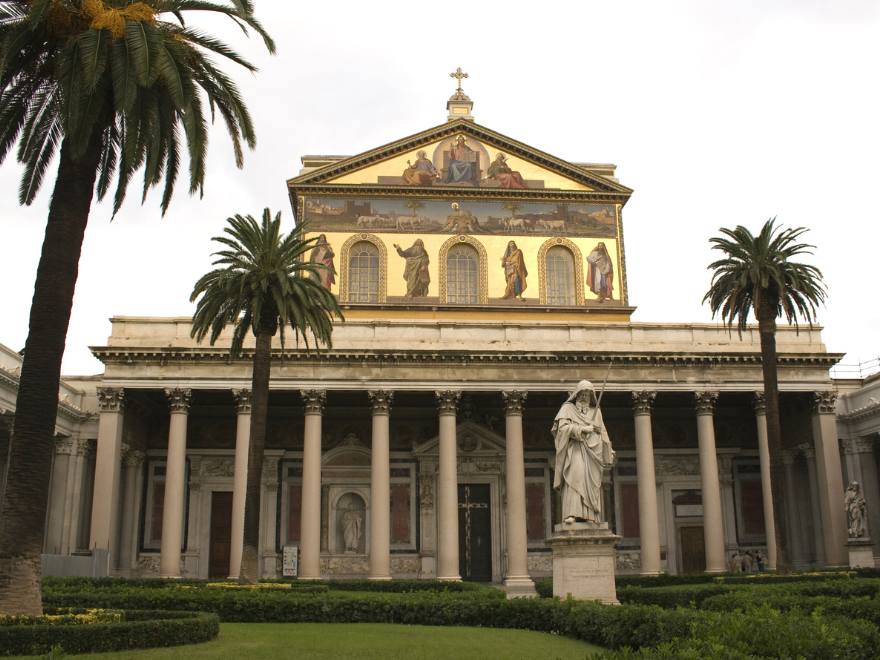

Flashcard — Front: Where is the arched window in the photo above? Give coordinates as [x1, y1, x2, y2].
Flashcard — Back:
[347, 241, 380, 302]
[545, 246, 576, 305]
[446, 244, 479, 304]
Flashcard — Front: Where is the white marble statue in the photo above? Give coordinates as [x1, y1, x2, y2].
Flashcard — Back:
[552, 381, 615, 523]
[845, 481, 868, 538]
[342, 503, 363, 552]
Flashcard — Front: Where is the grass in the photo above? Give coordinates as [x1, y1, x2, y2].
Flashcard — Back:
[9, 623, 606, 659]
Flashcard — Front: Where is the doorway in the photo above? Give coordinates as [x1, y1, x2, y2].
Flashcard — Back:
[208, 491, 233, 578]
[679, 526, 706, 574]
[458, 484, 492, 582]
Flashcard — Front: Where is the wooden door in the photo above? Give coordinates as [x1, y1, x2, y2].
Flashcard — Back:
[208, 492, 233, 578]
[679, 526, 706, 574]
[458, 484, 492, 582]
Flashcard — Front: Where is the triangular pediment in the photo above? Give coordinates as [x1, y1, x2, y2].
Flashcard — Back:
[287, 120, 631, 196]
[412, 420, 507, 456]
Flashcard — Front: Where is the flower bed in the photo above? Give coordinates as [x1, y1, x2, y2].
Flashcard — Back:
[0, 609, 219, 657]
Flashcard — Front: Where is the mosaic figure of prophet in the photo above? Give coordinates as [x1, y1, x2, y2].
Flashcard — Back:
[402, 150, 440, 185]
[586, 242, 614, 302]
[443, 135, 480, 185]
[487, 154, 526, 189]
[500, 241, 528, 300]
[309, 234, 336, 290]
[552, 381, 615, 523]
[393, 239, 430, 298]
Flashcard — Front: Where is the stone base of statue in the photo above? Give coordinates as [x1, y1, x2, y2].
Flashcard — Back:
[847, 537, 875, 568]
[502, 576, 538, 599]
[545, 521, 620, 604]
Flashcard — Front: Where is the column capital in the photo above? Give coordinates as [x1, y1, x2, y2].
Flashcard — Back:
[799, 442, 816, 460]
[123, 447, 146, 467]
[752, 392, 766, 415]
[53, 436, 76, 455]
[852, 436, 876, 454]
[631, 391, 657, 415]
[782, 449, 797, 466]
[693, 391, 719, 416]
[811, 390, 837, 415]
[165, 388, 192, 414]
[368, 390, 394, 415]
[77, 438, 96, 458]
[232, 388, 252, 414]
[300, 389, 326, 415]
[97, 387, 125, 412]
[501, 391, 527, 416]
[435, 390, 461, 416]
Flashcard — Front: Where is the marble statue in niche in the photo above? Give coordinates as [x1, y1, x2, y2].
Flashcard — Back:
[336, 493, 366, 554]
[846, 481, 868, 538]
[552, 381, 615, 523]
[342, 503, 363, 553]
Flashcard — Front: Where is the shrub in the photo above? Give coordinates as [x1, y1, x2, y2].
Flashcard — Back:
[0, 609, 218, 657]
[535, 578, 553, 599]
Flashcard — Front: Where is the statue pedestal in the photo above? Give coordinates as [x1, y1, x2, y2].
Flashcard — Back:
[847, 538, 875, 568]
[545, 521, 620, 604]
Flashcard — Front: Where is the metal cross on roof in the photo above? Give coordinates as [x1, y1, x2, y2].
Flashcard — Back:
[450, 67, 468, 91]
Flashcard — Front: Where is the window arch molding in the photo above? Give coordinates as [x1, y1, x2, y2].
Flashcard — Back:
[537, 237, 585, 305]
[339, 233, 388, 303]
[438, 235, 488, 304]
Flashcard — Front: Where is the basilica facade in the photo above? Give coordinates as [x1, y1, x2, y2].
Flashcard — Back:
[2, 87, 876, 586]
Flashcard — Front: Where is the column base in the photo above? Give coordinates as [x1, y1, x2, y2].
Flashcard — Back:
[226, 575, 239, 580]
[437, 575, 462, 582]
[158, 574, 182, 579]
[297, 576, 322, 581]
[503, 576, 537, 599]
[545, 521, 620, 604]
[368, 575, 392, 581]
[639, 570, 663, 577]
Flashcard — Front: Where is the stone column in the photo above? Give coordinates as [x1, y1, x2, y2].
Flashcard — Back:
[841, 437, 879, 546]
[229, 389, 252, 579]
[299, 389, 326, 580]
[435, 390, 461, 581]
[502, 391, 535, 596]
[45, 437, 76, 555]
[694, 391, 726, 573]
[90, 388, 125, 553]
[118, 448, 145, 572]
[782, 449, 805, 564]
[752, 393, 777, 570]
[632, 391, 661, 576]
[800, 442, 826, 564]
[368, 390, 394, 580]
[810, 391, 848, 567]
[160, 388, 191, 578]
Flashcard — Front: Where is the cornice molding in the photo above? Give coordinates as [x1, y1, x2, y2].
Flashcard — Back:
[89, 347, 843, 370]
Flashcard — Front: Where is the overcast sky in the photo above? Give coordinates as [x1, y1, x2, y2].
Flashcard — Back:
[1, 0, 878, 376]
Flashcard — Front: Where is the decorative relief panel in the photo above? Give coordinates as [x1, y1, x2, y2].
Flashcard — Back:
[660, 456, 700, 476]
[438, 235, 488, 304]
[537, 237, 585, 305]
[202, 458, 235, 477]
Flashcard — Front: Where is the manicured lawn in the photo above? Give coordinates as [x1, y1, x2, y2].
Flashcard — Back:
[11, 623, 605, 659]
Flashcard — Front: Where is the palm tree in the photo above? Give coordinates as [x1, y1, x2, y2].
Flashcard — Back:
[0, 1, 274, 614]
[402, 200, 425, 218]
[500, 201, 524, 219]
[190, 210, 342, 584]
[703, 218, 826, 575]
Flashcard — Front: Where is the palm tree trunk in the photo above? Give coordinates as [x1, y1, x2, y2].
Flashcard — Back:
[0, 135, 104, 615]
[238, 327, 273, 584]
[757, 303, 791, 575]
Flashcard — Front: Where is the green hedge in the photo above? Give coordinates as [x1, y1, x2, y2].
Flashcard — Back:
[41, 589, 880, 659]
[0, 609, 218, 657]
[701, 588, 880, 627]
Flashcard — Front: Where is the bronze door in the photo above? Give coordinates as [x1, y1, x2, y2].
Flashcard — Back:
[458, 484, 492, 582]
[208, 491, 233, 578]
[679, 526, 706, 574]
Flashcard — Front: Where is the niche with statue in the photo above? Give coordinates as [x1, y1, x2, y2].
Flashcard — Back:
[335, 492, 367, 555]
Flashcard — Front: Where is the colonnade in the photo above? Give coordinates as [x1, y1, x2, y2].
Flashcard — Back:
[85, 386, 851, 578]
